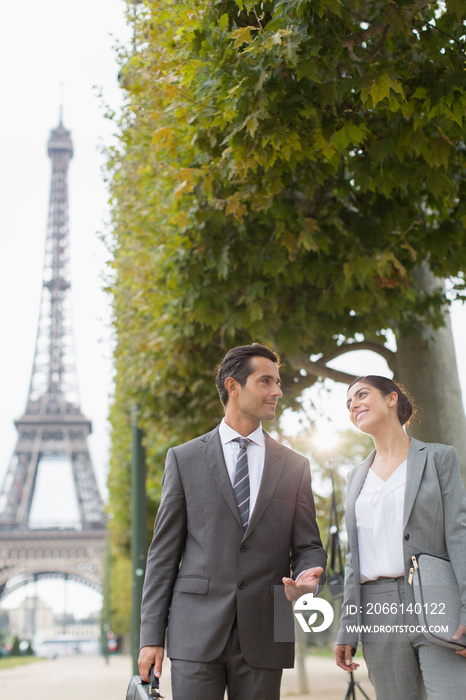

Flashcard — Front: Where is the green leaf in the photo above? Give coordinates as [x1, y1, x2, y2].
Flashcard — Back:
[428, 137, 452, 169]
[363, 72, 405, 107]
[446, 0, 465, 19]
[296, 60, 323, 83]
[230, 26, 254, 48]
[332, 123, 368, 150]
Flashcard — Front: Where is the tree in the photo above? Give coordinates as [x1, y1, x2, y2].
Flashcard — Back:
[105, 1, 466, 632]
[107, 0, 466, 475]
[105, 0, 466, 632]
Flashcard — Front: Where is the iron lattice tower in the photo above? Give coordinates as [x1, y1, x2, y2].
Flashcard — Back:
[0, 117, 106, 600]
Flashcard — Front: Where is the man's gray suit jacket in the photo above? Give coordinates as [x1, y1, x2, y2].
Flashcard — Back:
[140, 425, 326, 669]
[337, 437, 466, 650]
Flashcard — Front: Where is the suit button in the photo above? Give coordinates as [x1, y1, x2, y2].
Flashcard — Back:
[404, 533, 410, 541]
[239, 545, 248, 552]
[238, 581, 246, 589]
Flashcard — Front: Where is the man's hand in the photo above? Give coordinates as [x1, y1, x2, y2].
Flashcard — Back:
[452, 625, 466, 657]
[138, 645, 164, 681]
[282, 566, 324, 601]
[334, 644, 360, 671]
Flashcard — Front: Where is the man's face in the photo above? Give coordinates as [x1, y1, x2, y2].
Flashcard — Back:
[235, 356, 283, 424]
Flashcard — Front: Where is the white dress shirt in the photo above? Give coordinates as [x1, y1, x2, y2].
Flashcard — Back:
[219, 418, 265, 517]
[355, 460, 407, 583]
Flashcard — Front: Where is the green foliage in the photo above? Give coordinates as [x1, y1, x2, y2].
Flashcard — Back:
[106, 0, 466, 630]
[108, 0, 466, 430]
[0, 656, 44, 669]
[109, 555, 133, 637]
[9, 636, 22, 656]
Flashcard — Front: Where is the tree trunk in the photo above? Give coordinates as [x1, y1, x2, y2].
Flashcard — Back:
[294, 620, 309, 694]
[394, 263, 466, 483]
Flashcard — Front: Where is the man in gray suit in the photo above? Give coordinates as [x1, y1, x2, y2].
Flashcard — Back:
[138, 343, 326, 700]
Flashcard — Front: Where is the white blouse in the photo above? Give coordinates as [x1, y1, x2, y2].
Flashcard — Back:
[355, 460, 407, 583]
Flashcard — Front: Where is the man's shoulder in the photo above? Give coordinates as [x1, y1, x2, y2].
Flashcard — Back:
[263, 430, 308, 463]
[170, 425, 220, 455]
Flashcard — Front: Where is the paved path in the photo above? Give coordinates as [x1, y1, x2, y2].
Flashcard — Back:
[0, 653, 375, 699]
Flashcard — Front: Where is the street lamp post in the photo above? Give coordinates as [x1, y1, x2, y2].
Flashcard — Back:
[131, 404, 147, 676]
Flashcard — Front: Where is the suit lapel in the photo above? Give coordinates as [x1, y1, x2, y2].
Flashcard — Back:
[346, 454, 373, 534]
[345, 451, 374, 588]
[200, 426, 243, 529]
[245, 431, 285, 535]
[199, 427, 289, 537]
[403, 437, 428, 528]
[346, 439, 428, 532]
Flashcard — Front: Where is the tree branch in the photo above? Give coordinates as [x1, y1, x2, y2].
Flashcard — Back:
[320, 340, 397, 368]
[343, 1, 433, 63]
[288, 354, 358, 384]
[288, 341, 397, 386]
[343, 23, 391, 63]
[412, 19, 466, 55]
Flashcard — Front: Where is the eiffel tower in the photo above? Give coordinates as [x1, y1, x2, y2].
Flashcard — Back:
[0, 115, 106, 602]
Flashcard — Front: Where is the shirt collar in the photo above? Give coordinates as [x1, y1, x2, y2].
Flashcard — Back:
[219, 418, 264, 447]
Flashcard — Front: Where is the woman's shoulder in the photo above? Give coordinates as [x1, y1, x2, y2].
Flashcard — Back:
[410, 437, 457, 458]
[409, 439, 460, 480]
[347, 451, 375, 483]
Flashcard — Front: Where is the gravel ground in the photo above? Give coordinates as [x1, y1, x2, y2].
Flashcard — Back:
[0, 653, 375, 699]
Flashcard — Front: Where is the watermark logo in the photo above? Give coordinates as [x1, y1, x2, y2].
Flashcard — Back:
[294, 593, 334, 633]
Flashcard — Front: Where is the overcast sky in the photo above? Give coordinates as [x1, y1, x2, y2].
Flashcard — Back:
[0, 0, 130, 617]
[0, 1, 131, 494]
[1, 1, 465, 618]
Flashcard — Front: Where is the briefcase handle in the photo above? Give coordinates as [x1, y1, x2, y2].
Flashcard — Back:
[148, 665, 163, 699]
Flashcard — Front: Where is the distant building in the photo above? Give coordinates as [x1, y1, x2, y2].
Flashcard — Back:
[1, 596, 100, 655]
[6, 596, 54, 638]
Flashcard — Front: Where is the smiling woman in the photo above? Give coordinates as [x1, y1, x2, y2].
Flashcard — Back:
[335, 375, 466, 699]
[346, 376, 415, 434]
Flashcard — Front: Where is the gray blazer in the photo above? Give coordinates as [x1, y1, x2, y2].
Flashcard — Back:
[337, 438, 466, 649]
[140, 425, 326, 669]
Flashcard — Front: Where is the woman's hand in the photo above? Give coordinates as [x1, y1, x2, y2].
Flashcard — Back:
[334, 644, 360, 671]
[452, 625, 466, 657]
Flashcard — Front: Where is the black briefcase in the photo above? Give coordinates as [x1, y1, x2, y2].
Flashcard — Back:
[126, 666, 163, 700]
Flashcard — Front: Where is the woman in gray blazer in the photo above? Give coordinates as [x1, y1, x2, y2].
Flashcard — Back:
[334, 375, 466, 699]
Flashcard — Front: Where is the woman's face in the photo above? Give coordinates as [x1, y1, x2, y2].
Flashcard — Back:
[346, 381, 397, 434]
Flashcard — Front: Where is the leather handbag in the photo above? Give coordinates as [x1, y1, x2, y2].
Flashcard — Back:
[409, 553, 466, 650]
[126, 666, 163, 700]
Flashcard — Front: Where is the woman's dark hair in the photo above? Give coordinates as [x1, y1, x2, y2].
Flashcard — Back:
[216, 343, 280, 407]
[348, 375, 417, 426]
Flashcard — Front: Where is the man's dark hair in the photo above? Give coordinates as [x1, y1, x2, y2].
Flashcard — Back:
[215, 343, 280, 407]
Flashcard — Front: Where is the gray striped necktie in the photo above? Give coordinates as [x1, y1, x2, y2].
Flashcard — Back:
[233, 438, 250, 531]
